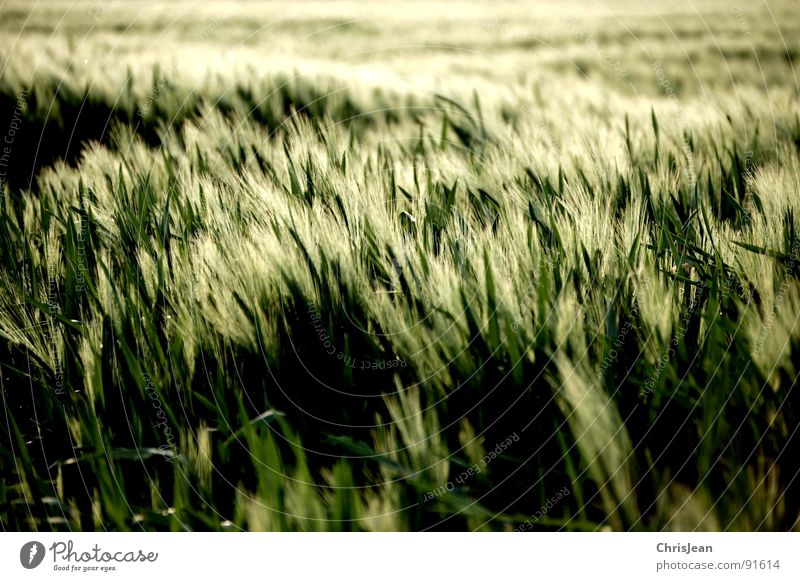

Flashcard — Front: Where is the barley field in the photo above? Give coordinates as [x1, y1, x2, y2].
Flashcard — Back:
[1, 0, 799, 532]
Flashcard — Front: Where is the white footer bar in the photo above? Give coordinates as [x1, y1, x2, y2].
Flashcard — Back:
[2, 533, 797, 579]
